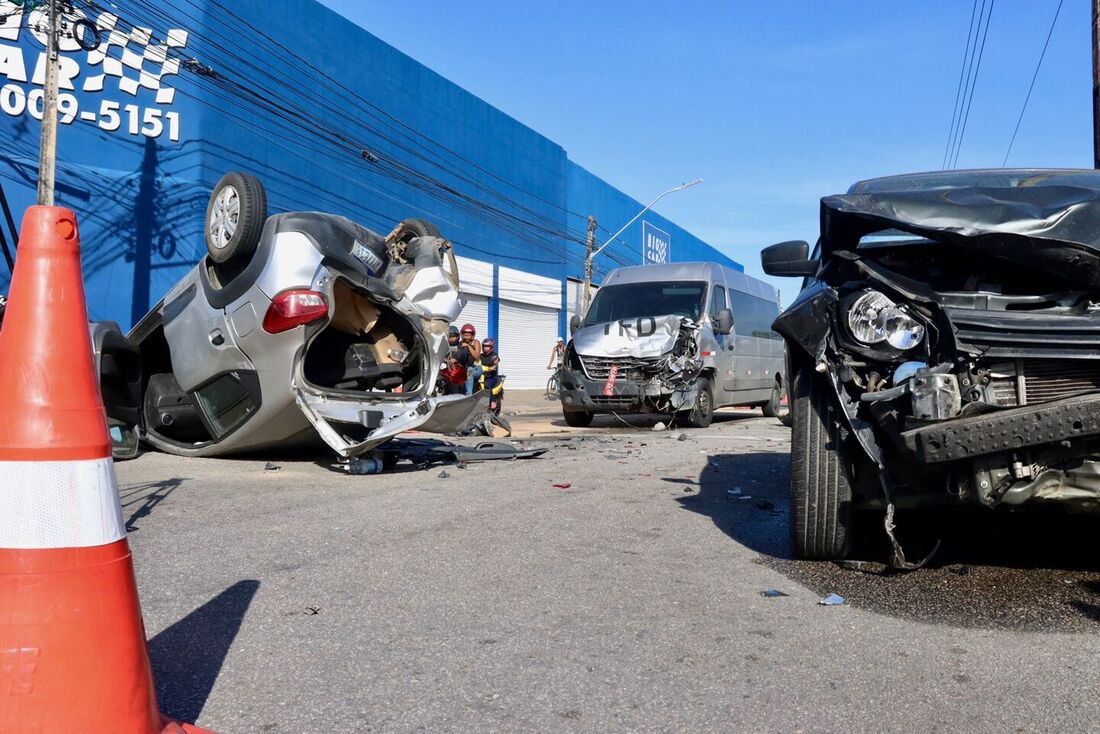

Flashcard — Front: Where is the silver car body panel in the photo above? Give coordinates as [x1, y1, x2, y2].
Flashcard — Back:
[137, 216, 475, 457]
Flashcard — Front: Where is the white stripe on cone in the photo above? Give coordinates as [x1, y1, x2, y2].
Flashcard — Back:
[0, 457, 125, 548]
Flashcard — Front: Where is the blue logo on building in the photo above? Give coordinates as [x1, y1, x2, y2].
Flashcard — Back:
[642, 221, 670, 264]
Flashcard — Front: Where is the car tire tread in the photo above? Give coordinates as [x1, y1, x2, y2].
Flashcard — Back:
[790, 364, 853, 559]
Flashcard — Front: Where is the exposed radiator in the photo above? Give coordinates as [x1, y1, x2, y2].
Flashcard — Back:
[986, 359, 1100, 407]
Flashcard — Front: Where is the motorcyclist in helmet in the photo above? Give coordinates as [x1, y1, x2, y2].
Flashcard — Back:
[457, 323, 482, 395]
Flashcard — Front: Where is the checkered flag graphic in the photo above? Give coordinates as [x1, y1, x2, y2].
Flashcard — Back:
[82, 12, 188, 104]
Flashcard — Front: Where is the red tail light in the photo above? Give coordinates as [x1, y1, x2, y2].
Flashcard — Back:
[262, 289, 328, 333]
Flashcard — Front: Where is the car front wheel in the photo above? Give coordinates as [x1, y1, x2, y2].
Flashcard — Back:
[789, 364, 854, 559]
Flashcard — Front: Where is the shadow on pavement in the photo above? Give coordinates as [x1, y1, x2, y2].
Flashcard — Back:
[681, 450, 1100, 632]
[546, 409, 762, 431]
[119, 477, 187, 532]
[149, 579, 260, 723]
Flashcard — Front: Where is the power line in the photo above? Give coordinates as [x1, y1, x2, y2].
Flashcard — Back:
[950, 0, 996, 169]
[943, 0, 980, 170]
[96, 3, 635, 269]
[1002, 0, 1063, 167]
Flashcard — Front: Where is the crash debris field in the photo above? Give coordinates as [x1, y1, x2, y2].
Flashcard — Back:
[120, 408, 1100, 733]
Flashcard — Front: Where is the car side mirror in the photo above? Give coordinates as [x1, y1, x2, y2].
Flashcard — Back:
[761, 240, 817, 277]
[714, 308, 734, 335]
[569, 314, 582, 333]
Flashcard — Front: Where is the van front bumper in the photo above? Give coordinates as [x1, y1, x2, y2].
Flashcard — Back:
[559, 369, 694, 413]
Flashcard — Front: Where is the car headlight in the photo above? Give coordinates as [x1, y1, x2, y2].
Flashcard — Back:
[846, 290, 925, 350]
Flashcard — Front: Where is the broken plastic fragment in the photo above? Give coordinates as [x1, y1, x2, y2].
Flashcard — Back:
[553, 482, 571, 489]
[438, 470, 450, 478]
[652, 421, 666, 431]
[818, 594, 845, 606]
[761, 589, 788, 598]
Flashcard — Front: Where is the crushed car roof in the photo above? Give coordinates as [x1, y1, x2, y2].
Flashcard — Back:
[821, 176, 1100, 287]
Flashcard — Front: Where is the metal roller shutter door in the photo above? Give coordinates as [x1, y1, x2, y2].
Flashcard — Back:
[498, 300, 559, 389]
[457, 294, 489, 338]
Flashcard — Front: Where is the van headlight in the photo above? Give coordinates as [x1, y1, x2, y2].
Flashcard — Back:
[846, 290, 925, 350]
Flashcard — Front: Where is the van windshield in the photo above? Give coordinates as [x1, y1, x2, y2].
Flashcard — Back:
[584, 281, 707, 326]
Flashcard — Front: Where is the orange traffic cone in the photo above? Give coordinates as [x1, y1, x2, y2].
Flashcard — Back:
[0, 207, 213, 733]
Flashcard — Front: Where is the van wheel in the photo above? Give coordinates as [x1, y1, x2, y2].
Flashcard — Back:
[563, 410, 593, 428]
[205, 172, 267, 264]
[789, 364, 854, 559]
[681, 377, 714, 428]
[762, 379, 791, 426]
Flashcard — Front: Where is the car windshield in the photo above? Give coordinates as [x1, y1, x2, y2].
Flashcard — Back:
[849, 169, 1100, 194]
[584, 281, 707, 326]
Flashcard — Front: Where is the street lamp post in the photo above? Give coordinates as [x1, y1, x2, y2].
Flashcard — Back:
[582, 178, 703, 314]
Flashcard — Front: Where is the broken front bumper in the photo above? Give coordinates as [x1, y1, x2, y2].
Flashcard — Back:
[558, 369, 693, 413]
[902, 391, 1100, 463]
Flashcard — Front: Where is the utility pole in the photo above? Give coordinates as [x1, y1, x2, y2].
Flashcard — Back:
[37, 0, 60, 206]
[581, 179, 703, 316]
[581, 215, 597, 315]
[1093, 0, 1100, 167]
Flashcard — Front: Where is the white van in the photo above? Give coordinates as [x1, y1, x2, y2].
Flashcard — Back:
[560, 262, 785, 427]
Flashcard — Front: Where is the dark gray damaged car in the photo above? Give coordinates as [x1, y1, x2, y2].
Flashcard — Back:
[762, 169, 1100, 560]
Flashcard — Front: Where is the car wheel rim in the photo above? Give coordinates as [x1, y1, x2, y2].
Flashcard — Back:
[208, 185, 240, 250]
[698, 390, 710, 417]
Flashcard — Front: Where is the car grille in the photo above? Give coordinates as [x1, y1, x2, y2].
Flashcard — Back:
[987, 359, 1100, 407]
[946, 307, 1100, 359]
[577, 354, 662, 380]
[589, 395, 639, 408]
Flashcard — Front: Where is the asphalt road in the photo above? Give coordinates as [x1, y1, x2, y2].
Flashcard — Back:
[118, 409, 1100, 733]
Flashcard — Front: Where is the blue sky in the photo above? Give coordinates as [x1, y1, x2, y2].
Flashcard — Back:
[320, 1, 1091, 307]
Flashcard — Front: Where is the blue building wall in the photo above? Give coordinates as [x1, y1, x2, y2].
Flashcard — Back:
[0, 0, 739, 328]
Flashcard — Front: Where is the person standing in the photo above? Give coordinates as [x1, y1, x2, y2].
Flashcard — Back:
[547, 336, 565, 370]
[458, 323, 483, 394]
[480, 337, 501, 406]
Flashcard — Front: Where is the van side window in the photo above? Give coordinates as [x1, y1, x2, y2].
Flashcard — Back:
[728, 291, 782, 340]
[709, 286, 726, 319]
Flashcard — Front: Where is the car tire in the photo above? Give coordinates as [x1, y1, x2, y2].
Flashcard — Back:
[681, 376, 714, 428]
[392, 217, 441, 243]
[762, 378, 791, 426]
[563, 410, 593, 428]
[789, 364, 854, 560]
[205, 171, 267, 264]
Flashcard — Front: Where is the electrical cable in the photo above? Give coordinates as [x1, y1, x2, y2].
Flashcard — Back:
[71, 0, 639, 268]
[942, 0, 980, 170]
[1001, 0, 1063, 167]
[950, 0, 995, 169]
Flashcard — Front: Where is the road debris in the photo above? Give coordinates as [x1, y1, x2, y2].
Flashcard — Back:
[553, 482, 571, 489]
[264, 462, 281, 472]
[818, 594, 846, 606]
[677, 433, 688, 441]
[652, 421, 666, 431]
[344, 456, 384, 475]
[760, 589, 789, 598]
[438, 470, 450, 479]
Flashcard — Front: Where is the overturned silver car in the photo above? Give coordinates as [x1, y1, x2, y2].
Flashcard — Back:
[94, 172, 486, 459]
[763, 169, 1100, 560]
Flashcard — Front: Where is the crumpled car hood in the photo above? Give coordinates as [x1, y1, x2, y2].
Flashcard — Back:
[571, 314, 682, 359]
[821, 185, 1100, 287]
